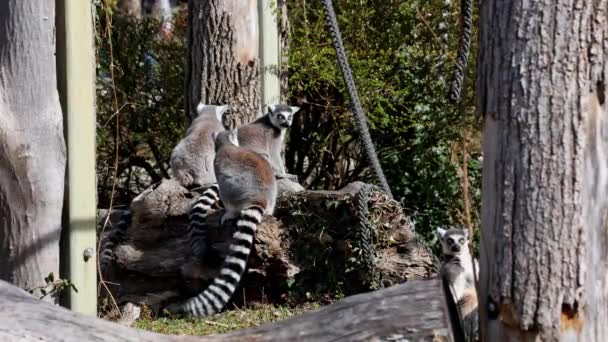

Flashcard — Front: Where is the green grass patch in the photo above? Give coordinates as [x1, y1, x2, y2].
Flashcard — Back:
[135, 303, 321, 336]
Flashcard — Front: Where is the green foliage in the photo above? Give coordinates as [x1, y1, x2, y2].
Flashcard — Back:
[95, 4, 188, 207]
[26, 272, 78, 300]
[285, 0, 482, 247]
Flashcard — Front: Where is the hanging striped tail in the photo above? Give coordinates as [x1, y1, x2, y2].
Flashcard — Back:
[189, 184, 221, 257]
[167, 205, 264, 317]
[99, 211, 132, 272]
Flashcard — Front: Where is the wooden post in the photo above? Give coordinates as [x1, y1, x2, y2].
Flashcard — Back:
[56, 0, 97, 315]
[258, 0, 281, 110]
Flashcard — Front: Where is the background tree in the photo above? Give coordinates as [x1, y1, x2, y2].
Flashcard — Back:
[186, 0, 260, 127]
[0, 0, 66, 301]
[478, 0, 608, 340]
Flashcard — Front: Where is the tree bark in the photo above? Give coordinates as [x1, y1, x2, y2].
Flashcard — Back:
[2, 277, 454, 342]
[186, 0, 260, 128]
[478, 0, 608, 340]
[0, 0, 66, 301]
[278, 0, 290, 102]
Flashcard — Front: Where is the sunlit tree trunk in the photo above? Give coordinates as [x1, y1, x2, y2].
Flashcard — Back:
[186, 0, 260, 128]
[0, 0, 66, 302]
[478, 0, 608, 340]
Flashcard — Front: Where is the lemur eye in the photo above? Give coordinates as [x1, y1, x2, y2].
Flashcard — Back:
[447, 238, 454, 244]
[277, 114, 285, 120]
[459, 238, 465, 244]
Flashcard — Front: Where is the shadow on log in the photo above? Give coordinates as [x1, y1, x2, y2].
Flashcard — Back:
[0, 278, 453, 341]
[98, 179, 434, 313]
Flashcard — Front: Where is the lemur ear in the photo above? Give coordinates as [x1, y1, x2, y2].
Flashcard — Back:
[289, 106, 300, 114]
[211, 131, 219, 141]
[436, 227, 446, 239]
[268, 104, 278, 113]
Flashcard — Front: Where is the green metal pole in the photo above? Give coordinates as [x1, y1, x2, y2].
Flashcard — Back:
[258, 0, 281, 109]
[56, 0, 97, 315]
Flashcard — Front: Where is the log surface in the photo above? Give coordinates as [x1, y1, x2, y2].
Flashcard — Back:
[0, 278, 452, 342]
[215, 277, 453, 342]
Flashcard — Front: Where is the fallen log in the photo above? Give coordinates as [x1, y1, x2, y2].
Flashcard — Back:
[0, 279, 192, 342]
[98, 179, 434, 313]
[0, 278, 454, 342]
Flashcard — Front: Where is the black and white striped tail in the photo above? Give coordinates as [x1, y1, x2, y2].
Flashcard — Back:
[189, 184, 221, 258]
[167, 205, 264, 317]
[99, 211, 132, 272]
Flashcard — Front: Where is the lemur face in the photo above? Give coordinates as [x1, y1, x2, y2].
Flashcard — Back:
[436, 227, 469, 257]
[268, 104, 300, 129]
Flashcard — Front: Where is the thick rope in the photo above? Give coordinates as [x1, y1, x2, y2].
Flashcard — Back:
[352, 184, 376, 287]
[321, 0, 393, 199]
[449, 0, 473, 102]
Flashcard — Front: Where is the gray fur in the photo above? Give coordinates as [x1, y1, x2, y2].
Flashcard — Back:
[214, 130, 277, 221]
[237, 104, 300, 178]
[170, 103, 228, 187]
[436, 227, 478, 305]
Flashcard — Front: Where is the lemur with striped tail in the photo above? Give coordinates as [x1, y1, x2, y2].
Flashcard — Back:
[167, 129, 277, 317]
[187, 104, 297, 258]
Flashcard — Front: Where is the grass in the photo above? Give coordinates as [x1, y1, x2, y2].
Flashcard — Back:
[134, 303, 321, 336]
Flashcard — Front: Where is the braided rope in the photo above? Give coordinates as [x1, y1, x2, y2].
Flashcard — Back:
[321, 0, 393, 199]
[449, 0, 473, 102]
[352, 184, 376, 287]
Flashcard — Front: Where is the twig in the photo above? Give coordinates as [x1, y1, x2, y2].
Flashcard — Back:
[96, 0, 124, 319]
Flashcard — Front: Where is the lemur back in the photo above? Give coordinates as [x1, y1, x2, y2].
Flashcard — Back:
[170, 103, 228, 188]
[167, 130, 277, 317]
[237, 104, 299, 178]
[436, 227, 478, 318]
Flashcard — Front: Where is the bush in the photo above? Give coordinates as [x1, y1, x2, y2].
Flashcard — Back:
[285, 0, 482, 245]
[95, 4, 188, 207]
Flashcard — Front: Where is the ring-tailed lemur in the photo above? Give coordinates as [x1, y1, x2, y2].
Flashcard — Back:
[187, 104, 298, 257]
[436, 227, 478, 318]
[170, 103, 228, 188]
[99, 211, 132, 273]
[237, 104, 299, 179]
[166, 129, 277, 317]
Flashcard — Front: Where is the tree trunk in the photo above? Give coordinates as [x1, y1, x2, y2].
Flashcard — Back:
[186, 0, 260, 128]
[278, 0, 290, 102]
[478, 0, 608, 340]
[0, 0, 66, 301]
